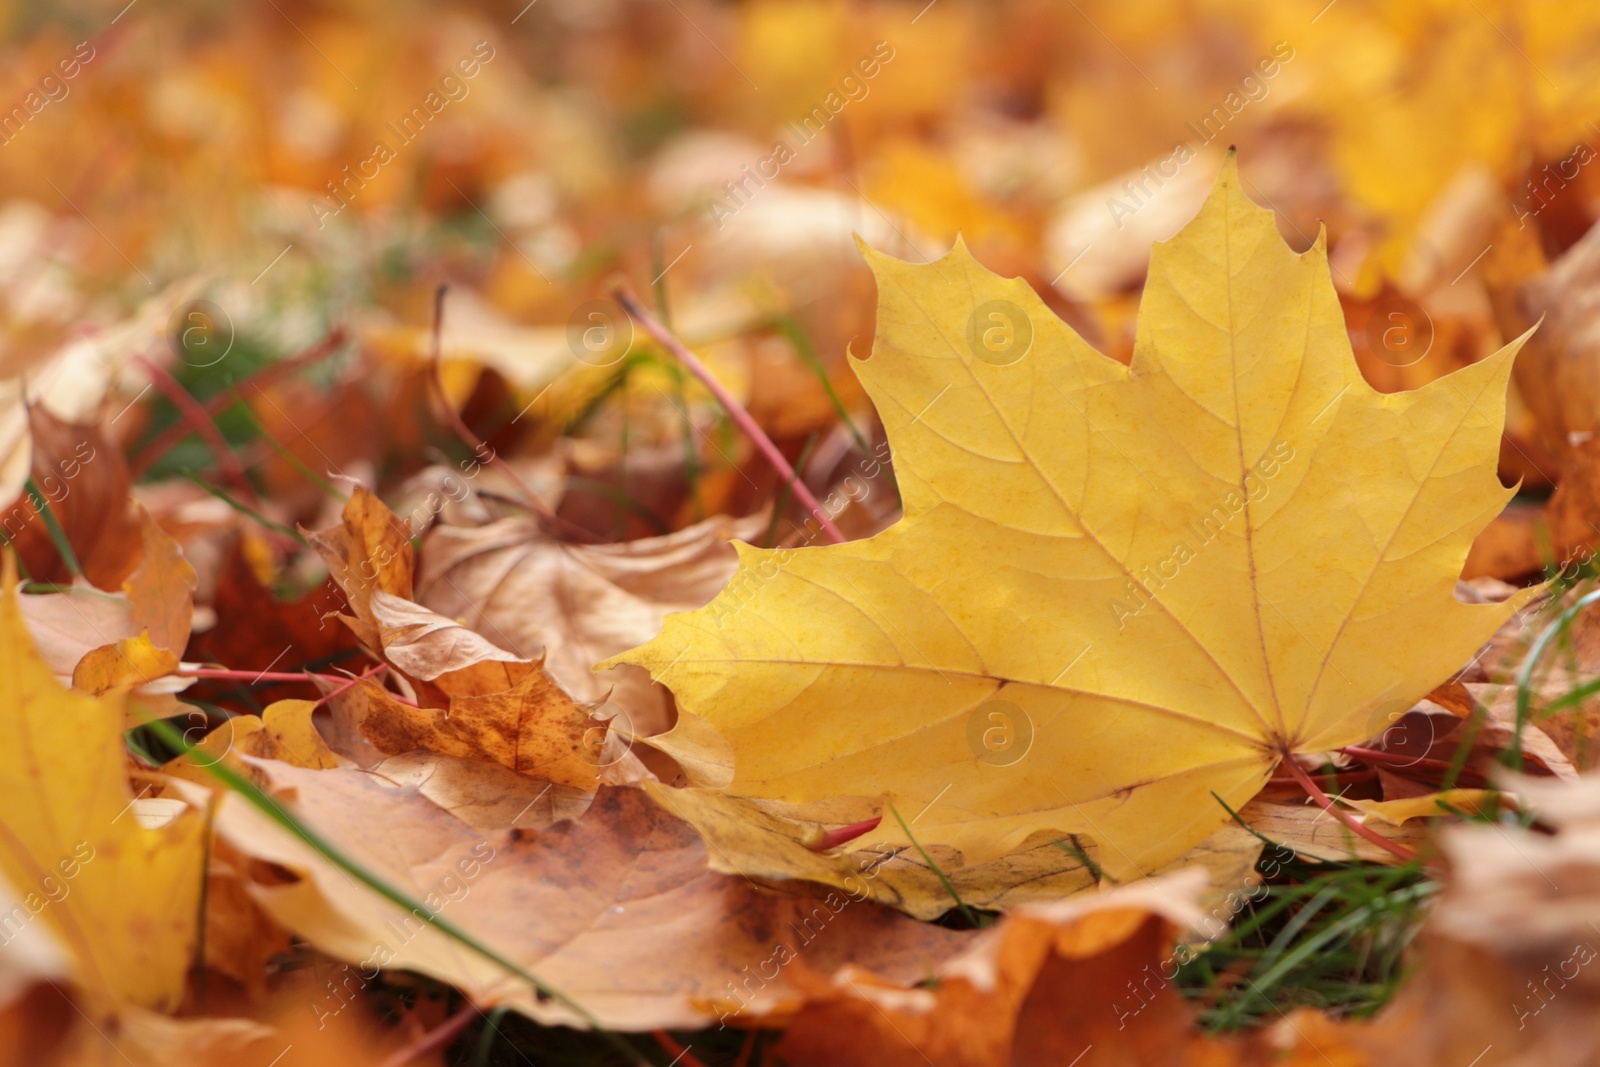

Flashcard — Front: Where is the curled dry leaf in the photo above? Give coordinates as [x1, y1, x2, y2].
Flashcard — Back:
[302, 485, 414, 652]
[72, 634, 177, 695]
[1504, 213, 1600, 465]
[9, 408, 141, 589]
[19, 504, 196, 687]
[123, 505, 198, 654]
[418, 511, 765, 733]
[1345, 788, 1503, 826]
[307, 487, 609, 785]
[354, 671, 604, 791]
[1474, 214, 1600, 578]
[212, 769, 973, 1031]
[367, 589, 529, 697]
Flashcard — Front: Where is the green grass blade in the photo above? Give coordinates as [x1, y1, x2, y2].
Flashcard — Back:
[226, 389, 348, 500]
[180, 471, 309, 545]
[887, 800, 979, 926]
[1049, 835, 1112, 885]
[772, 314, 869, 454]
[25, 478, 81, 577]
[143, 717, 647, 1065]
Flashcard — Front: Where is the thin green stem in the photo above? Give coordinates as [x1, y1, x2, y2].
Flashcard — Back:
[1049, 834, 1111, 885]
[471, 1004, 511, 1067]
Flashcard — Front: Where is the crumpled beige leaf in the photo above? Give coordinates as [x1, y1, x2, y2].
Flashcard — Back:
[418, 512, 764, 734]
[371, 750, 592, 831]
[368, 589, 530, 697]
[212, 768, 974, 1030]
[15, 581, 137, 683]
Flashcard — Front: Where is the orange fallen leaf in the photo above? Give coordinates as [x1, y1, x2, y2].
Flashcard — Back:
[776, 871, 1208, 1067]
[354, 671, 604, 790]
[417, 511, 763, 733]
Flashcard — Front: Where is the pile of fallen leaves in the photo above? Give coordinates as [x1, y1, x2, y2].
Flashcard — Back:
[8, 2, 1600, 1065]
[0, 155, 1591, 1067]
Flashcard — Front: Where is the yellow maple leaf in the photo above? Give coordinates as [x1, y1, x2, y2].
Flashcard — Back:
[607, 157, 1536, 880]
[0, 559, 205, 1011]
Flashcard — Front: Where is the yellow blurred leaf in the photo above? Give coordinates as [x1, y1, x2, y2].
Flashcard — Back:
[0, 561, 204, 1012]
[71, 634, 179, 696]
[1347, 788, 1503, 826]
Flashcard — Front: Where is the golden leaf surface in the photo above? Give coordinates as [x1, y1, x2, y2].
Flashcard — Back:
[0, 563, 204, 1011]
[609, 158, 1535, 880]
